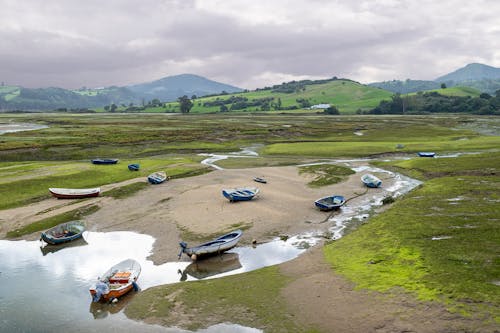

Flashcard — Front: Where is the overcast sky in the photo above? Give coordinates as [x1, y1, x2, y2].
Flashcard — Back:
[1, 0, 499, 89]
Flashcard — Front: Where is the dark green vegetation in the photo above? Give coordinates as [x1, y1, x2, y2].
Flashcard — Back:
[6, 204, 99, 238]
[325, 152, 500, 321]
[125, 265, 318, 332]
[298, 164, 355, 187]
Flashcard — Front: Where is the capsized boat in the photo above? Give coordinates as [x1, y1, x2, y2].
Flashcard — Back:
[91, 158, 119, 165]
[90, 259, 141, 302]
[49, 187, 100, 199]
[148, 171, 168, 184]
[314, 195, 345, 211]
[222, 187, 259, 202]
[179, 229, 243, 260]
[361, 173, 382, 188]
[128, 163, 140, 171]
[40, 220, 86, 245]
[417, 152, 436, 157]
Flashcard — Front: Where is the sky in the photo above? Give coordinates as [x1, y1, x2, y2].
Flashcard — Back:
[1, 0, 499, 90]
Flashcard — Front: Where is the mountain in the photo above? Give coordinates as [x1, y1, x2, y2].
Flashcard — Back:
[127, 74, 242, 102]
[0, 74, 242, 111]
[369, 63, 500, 95]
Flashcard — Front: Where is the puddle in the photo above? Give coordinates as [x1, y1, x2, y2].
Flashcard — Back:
[0, 122, 48, 134]
[431, 236, 453, 240]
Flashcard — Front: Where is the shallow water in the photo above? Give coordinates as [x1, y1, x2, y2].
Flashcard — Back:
[0, 123, 48, 134]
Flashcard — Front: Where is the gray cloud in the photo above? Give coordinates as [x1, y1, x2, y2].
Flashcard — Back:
[0, 0, 498, 89]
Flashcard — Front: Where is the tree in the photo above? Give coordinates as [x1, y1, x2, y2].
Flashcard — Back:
[178, 95, 193, 113]
[110, 103, 117, 112]
[441, 83, 447, 89]
[324, 106, 340, 115]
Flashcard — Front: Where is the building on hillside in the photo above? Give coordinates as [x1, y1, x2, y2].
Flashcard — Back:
[310, 103, 331, 109]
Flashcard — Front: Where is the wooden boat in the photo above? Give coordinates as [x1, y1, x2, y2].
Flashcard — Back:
[361, 174, 382, 188]
[40, 220, 86, 245]
[418, 152, 435, 157]
[315, 195, 346, 211]
[222, 187, 259, 202]
[128, 163, 140, 171]
[148, 171, 168, 184]
[179, 229, 243, 260]
[180, 253, 242, 280]
[90, 259, 141, 302]
[49, 187, 100, 199]
[91, 158, 119, 165]
[253, 177, 267, 184]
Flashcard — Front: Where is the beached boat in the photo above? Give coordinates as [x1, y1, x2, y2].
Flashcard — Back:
[128, 163, 140, 171]
[418, 152, 435, 157]
[90, 259, 141, 302]
[49, 187, 100, 199]
[361, 174, 382, 188]
[91, 158, 119, 165]
[222, 187, 259, 202]
[315, 195, 346, 211]
[179, 229, 243, 260]
[148, 171, 168, 184]
[253, 177, 267, 184]
[40, 220, 86, 245]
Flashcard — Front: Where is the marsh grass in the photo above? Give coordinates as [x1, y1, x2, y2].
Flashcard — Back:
[6, 204, 99, 238]
[101, 182, 149, 199]
[324, 153, 500, 320]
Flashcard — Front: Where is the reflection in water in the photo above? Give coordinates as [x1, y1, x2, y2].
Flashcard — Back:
[40, 236, 88, 256]
[0, 122, 48, 134]
[180, 252, 242, 281]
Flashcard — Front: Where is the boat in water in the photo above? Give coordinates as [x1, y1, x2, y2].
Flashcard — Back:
[361, 174, 382, 188]
[90, 259, 141, 302]
[148, 171, 168, 184]
[314, 195, 346, 211]
[49, 187, 100, 199]
[179, 229, 243, 260]
[222, 187, 259, 202]
[40, 220, 86, 245]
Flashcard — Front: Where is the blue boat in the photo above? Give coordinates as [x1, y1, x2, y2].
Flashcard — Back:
[361, 174, 382, 188]
[314, 195, 345, 211]
[128, 163, 140, 171]
[148, 171, 168, 184]
[418, 152, 435, 157]
[222, 187, 259, 202]
[40, 220, 86, 245]
[91, 158, 119, 165]
[179, 230, 243, 260]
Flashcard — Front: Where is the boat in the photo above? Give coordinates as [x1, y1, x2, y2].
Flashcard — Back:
[222, 187, 259, 202]
[91, 158, 119, 165]
[314, 195, 346, 211]
[178, 229, 243, 260]
[128, 163, 140, 171]
[180, 252, 242, 280]
[361, 174, 382, 188]
[417, 152, 436, 157]
[148, 171, 168, 184]
[253, 177, 267, 184]
[49, 187, 100, 199]
[40, 220, 86, 245]
[90, 259, 141, 302]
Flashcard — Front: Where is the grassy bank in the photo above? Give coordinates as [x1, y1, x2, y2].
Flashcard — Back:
[324, 152, 500, 321]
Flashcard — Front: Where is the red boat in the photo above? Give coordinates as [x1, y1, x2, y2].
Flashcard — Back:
[49, 187, 100, 199]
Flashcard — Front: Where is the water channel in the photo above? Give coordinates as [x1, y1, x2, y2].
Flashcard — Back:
[0, 144, 422, 332]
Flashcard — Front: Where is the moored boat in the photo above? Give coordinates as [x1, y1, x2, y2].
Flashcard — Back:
[128, 163, 140, 171]
[91, 158, 119, 165]
[314, 195, 345, 211]
[361, 173, 382, 188]
[40, 220, 86, 245]
[148, 171, 168, 184]
[49, 187, 100, 199]
[417, 152, 436, 157]
[179, 229, 243, 260]
[222, 187, 259, 202]
[90, 259, 141, 302]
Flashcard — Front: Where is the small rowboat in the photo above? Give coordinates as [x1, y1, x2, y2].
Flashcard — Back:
[361, 174, 382, 188]
[128, 163, 140, 171]
[90, 259, 141, 302]
[222, 187, 259, 202]
[314, 195, 345, 211]
[418, 152, 435, 157]
[91, 158, 119, 164]
[49, 187, 100, 199]
[40, 220, 86, 245]
[148, 171, 168, 184]
[253, 177, 267, 184]
[179, 229, 243, 260]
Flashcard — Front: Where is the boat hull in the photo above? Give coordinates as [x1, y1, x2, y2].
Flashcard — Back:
[222, 188, 259, 202]
[148, 171, 167, 184]
[315, 195, 345, 211]
[418, 152, 435, 157]
[90, 259, 141, 302]
[361, 174, 382, 188]
[91, 159, 118, 165]
[49, 187, 100, 199]
[40, 220, 86, 245]
[180, 230, 243, 259]
[128, 163, 140, 171]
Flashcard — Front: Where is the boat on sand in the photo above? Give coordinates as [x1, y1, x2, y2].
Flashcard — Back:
[40, 220, 86, 245]
[49, 187, 100, 199]
[314, 195, 345, 211]
[179, 230, 243, 260]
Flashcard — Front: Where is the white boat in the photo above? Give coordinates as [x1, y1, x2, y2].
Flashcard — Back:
[179, 230, 243, 260]
[49, 187, 100, 199]
[90, 259, 141, 302]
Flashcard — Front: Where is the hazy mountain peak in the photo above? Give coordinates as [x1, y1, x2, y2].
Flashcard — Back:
[435, 63, 500, 82]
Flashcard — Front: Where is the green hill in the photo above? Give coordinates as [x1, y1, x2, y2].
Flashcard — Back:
[415, 86, 481, 97]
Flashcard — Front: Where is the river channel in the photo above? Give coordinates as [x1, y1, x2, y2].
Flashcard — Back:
[0, 145, 421, 332]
